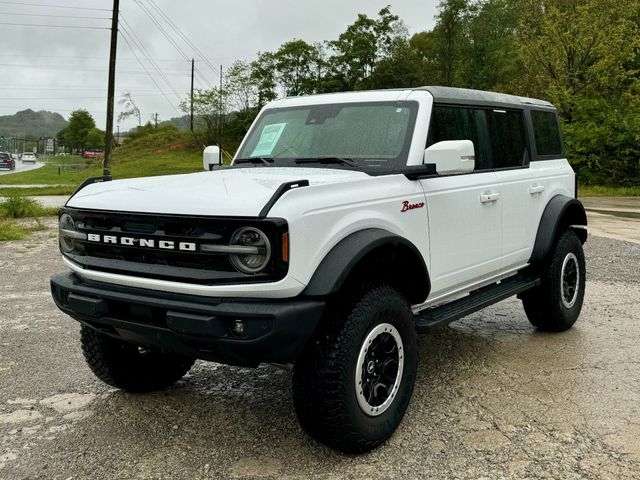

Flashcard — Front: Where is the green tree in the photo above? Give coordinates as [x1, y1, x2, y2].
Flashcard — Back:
[225, 60, 258, 112]
[328, 6, 405, 90]
[85, 127, 105, 150]
[180, 89, 223, 144]
[432, 0, 470, 86]
[64, 109, 96, 151]
[458, 0, 519, 90]
[274, 39, 322, 96]
[250, 52, 278, 106]
[512, 0, 640, 185]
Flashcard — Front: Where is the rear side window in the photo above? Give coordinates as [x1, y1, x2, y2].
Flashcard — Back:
[427, 106, 487, 169]
[485, 109, 529, 168]
[531, 110, 562, 156]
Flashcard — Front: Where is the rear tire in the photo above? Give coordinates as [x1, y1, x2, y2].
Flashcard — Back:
[522, 229, 586, 332]
[80, 325, 194, 392]
[292, 284, 417, 453]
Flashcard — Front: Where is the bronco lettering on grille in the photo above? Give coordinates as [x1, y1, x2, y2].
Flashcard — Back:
[87, 233, 197, 252]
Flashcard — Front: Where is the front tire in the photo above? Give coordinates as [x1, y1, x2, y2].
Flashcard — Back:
[292, 285, 418, 453]
[522, 229, 586, 331]
[80, 325, 195, 392]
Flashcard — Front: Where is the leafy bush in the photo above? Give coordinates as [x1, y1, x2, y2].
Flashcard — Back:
[0, 195, 57, 219]
[126, 124, 180, 143]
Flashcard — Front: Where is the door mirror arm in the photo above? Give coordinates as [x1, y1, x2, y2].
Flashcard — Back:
[403, 164, 438, 180]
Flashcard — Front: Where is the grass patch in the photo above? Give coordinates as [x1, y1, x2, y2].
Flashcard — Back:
[0, 220, 29, 241]
[0, 130, 202, 194]
[0, 186, 75, 196]
[579, 185, 640, 197]
[0, 195, 58, 218]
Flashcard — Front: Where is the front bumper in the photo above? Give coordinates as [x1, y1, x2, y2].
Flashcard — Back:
[51, 272, 325, 367]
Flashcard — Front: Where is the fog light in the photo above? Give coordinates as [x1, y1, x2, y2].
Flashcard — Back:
[231, 319, 245, 336]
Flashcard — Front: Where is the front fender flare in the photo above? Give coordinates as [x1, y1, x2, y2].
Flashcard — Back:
[302, 228, 430, 303]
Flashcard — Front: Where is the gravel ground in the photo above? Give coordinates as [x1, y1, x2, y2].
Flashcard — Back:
[1, 220, 639, 479]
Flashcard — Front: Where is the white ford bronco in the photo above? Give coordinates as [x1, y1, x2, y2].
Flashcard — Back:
[51, 87, 587, 453]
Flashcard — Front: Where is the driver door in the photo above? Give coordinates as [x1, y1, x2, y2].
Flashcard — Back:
[420, 105, 502, 298]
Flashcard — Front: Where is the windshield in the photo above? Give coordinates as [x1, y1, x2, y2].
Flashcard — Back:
[235, 101, 418, 169]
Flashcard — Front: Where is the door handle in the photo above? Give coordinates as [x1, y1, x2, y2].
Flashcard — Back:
[528, 184, 545, 195]
[480, 191, 500, 203]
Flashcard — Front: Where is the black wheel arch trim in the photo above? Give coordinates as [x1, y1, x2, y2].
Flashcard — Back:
[303, 228, 431, 304]
[529, 195, 587, 264]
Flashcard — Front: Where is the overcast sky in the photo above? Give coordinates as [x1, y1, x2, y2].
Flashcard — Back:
[0, 0, 439, 131]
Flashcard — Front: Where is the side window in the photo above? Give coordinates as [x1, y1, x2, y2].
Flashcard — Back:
[485, 109, 529, 169]
[531, 110, 562, 157]
[427, 106, 488, 170]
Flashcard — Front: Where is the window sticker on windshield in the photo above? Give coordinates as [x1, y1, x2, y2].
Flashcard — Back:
[251, 123, 286, 157]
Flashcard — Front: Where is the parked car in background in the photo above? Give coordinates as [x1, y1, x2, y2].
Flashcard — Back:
[21, 152, 37, 164]
[0, 152, 15, 170]
[82, 150, 103, 159]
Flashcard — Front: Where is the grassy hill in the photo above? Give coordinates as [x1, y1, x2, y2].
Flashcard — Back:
[0, 109, 68, 138]
[0, 129, 203, 195]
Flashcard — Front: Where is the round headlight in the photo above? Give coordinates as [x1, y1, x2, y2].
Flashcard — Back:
[59, 213, 76, 253]
[229, 227, 271, 274]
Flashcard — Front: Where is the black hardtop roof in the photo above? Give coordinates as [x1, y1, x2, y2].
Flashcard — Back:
[418, 86, 555, 110]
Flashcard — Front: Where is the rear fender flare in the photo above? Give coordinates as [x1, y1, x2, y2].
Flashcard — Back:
[529, 195, 587, 264]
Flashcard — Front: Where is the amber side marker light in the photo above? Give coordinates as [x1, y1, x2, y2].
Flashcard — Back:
[282, 232, 289, 262]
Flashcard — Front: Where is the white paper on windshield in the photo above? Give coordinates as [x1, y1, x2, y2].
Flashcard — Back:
[250, 123, 286, 157]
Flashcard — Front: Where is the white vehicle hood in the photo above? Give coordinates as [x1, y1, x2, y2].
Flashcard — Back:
[67, 167, 371, 217]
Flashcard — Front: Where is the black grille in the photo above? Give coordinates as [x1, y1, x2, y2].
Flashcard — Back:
[62, 208, 288, 285]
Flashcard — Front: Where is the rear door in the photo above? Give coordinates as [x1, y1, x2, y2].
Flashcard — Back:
[485, 108, 535, 269]
[420, 105, 502, 298]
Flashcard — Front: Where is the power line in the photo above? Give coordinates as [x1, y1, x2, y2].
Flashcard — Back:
[0, 11, 111, 20]
[131, 0, 215, 87]
[119, 25, 181, 115]
[0, 21, 109, 29]
[133, 0, 189, 62]
[143, 0, 220, 82]
[120, 17, 182, 97]
[0, 1, 110, 11]
[0, 53, 223, 64]
[0, 86, 165, 91]
[0, 93, 181, 100]
[0, 63, 190, 75]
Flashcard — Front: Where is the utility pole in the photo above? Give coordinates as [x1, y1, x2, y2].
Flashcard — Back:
[218, 64, 223, 147]
[103, 0, 120, 176]
[116, 125, 120, 146]
[190, 58, 194, 133]
[154, 113, 158, 128]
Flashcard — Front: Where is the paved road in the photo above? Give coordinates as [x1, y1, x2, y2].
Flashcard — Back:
[0, 159, 44, 176]
[0, 219, 639, 479]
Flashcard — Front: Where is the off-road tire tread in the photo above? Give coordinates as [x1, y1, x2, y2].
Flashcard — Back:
[292, 284, 417, 453]
[80, 325, 194, 393]
[522, 229, 585, 332]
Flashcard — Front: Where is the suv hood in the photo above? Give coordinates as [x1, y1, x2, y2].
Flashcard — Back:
[67, 167, 370, 217]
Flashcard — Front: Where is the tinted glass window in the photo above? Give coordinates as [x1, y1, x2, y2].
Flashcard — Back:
[0, 153, 10, 160]
[531, 110, 562, 156]
[427, 106, 489, 170]
[485, 109, 528, 168]
[236, 102, 418, 168]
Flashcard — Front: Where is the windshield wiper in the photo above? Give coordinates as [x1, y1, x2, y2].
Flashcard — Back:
[234, 157, 274, 166]
[294, 156, 358, 167]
